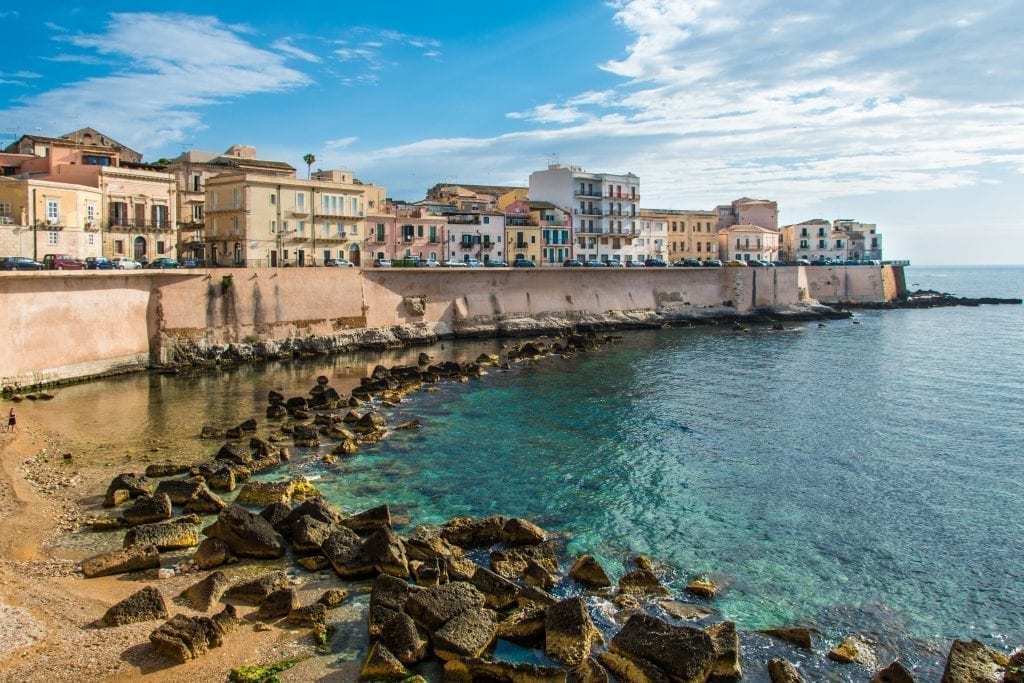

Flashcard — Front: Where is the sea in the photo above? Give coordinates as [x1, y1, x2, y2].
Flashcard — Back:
[10, 265, 1023, 679]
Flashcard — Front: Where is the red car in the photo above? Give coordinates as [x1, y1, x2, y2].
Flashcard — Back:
[42, 253, 86, 270]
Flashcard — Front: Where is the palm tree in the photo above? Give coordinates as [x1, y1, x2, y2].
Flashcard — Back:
[303, 153, 316, 180]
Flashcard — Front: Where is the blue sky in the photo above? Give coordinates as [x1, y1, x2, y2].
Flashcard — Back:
[2, 1, 1022, 264]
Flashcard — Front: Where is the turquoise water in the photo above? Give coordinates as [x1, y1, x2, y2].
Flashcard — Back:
[11, 265, 1023, 677]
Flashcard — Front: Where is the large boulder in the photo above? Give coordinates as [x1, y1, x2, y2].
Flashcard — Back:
[377, 611, 430, 665]
[369, 573, 415, 637]
[223, 570, 290, 605]
[761, 626, 815, 650]
[99, 586, 168, 627]
[363, 526, 409, 578]
[154, 478, 206, 505]
[433, 607, 498, 661]
[405, 582, 486, 632]
[104, 473, 154, 507]
[145, 463, 193, 478]
[618, 567, 670, 596]
[235, 478, 319, 507]
[545, 597, 603, 666]
[215, 443, 251, 465]
[149, 605, 238, 663]
[597, 651, 669, 682]
[276, 497, 344, 536]
[122, 493, 173, 526]
[179, 570, 230, 611]
[322, 527, 375, 579]
[358, 642, 411, 682]
[257, 588, 297, 620]
[469, 565, 520, 610]
[352, 411, 386, 434]
[192, 537, 232, 570]
[568, 555, 612, 589]
[491, 543, 559, 580]
[202, 504, 286, 558]
[828, 634, 877, 669]
[705, 621, 742, 681]
[502, 517, 547, 545]
[768, 658, 806, 683]
[444, 658, 568, 683]
[609, 613, 716, 683]
[292, 515, 335, 555]
[340, 503, 392, 532]
[404, 527, 465, 563]
[123, 520, 200, 551]
[872, 660, 917, 683]
[81, 545, 160, 578]
[495, 605, 546, 645]
[941, 639, 1008, 683]
[183, 484, 227, 514]
[441, 516, 506, 548]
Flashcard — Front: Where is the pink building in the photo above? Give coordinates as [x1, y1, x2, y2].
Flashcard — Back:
[716, 197, 778, 231]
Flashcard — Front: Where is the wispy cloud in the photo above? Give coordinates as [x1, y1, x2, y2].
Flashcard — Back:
[0, 12, 310, 151]
[273, 38, 322, 64]
[325, 136, 358, 150]
[330, 27, 442, 85]
[350, 0, 1024, 211]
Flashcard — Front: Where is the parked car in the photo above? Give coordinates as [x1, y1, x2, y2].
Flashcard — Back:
[112, 257, 143, 270]
[325, 258, 355, 267]
[42, 253, 86, 270]
[84, 256, 115, 270]
[148, 257, 179, 269]
[644, 258, 668, 267]
[180, 259, 206, 268]
[681, 258, 703, 267]
[562, 259, 583, 267]
[416, 258, 441, 267]
[0, 256, 44, 270]
[485, 259, 507, 267]
[726, 259, 748, 267]
[703, 259, 723, 267]
[605, 259, 624, 267]
[583, 259, 607, 267]
[747, 259, 766, 267]
[512, 257, 535, 267]
[465, 259, 484, 267]
[625, 259, 645, 267]
[443, 260, 467, 267]
[373, 258, 392, 267]
[796, 258, 811, 265]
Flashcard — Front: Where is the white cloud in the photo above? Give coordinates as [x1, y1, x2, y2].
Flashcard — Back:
[325, 136, 358, 150]
[0, 12, 310, 150]
[273, 38, 322, 64]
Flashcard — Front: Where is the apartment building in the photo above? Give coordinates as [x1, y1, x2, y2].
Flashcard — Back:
[528, 163, 640, 263]
[0, 177, 103, 261]
[834, 219, 883, 260]
[444, 211, 506, 264]
[425, 183, 525, 211]
[503, 199, 572, 265]
[718, 224, 781, 262]
[204, 169, 384, 267]
[365, 206, 447, 263]
[162, 145, 294, 263]
[642, 208, 717, 262]
[2, 131, 176, 263]
[779, 218, 882, 262]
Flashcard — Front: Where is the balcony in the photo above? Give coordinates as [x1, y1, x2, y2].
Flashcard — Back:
[607, 193, 640, 201]
[107, 218, 173, 230]
[317, 233, 351, 243]
[575, 207, 602, 216]
[574, 189, 603, 198]
[515, 241, 529, 249]
[318, 206, 365, 218]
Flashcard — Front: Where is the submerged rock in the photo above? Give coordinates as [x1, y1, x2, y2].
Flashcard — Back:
[768, 658, 806, 683]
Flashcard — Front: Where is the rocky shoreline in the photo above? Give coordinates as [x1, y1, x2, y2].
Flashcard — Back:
[3, 334, 1018, 682]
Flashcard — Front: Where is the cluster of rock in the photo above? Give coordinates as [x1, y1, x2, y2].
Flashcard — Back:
[836, 289, 1023, 310]
[75, 350, 1022, 680]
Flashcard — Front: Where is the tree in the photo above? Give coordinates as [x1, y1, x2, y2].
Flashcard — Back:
[303, 153, 316, 180]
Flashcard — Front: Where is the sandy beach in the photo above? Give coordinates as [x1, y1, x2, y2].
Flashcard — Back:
[0, 412, 364, 682]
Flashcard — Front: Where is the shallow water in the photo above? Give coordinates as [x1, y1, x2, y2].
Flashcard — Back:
[9, 265, 1023, 679]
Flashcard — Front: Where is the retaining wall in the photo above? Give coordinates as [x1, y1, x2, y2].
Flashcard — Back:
[1, 265, 900, 388]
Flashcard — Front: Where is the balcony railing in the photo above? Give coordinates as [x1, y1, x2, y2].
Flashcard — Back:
[575, 207, 602, 216]
[318, 207, 365, 218]
[607, 193, 640, 201]
[108, 218, 173, 230]
[574, 190, 603, 198]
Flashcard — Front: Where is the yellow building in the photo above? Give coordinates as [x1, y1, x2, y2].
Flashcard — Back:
[0, 177, 103, 261]
[717, 224, 780, 262]
[205, 169, 385, 267]
[641, 209, 717, 262]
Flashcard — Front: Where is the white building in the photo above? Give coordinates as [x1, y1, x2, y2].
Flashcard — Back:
[444, 211, 506, 264]
[528, 163, 640, 263]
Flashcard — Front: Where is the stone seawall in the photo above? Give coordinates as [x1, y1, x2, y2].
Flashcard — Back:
[0, 266, 900, 389]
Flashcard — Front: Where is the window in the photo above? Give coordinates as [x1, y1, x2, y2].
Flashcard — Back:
[296, 193, 305, 211]
[83, 155, 111, 166]
[297, 221, 305, 234]
[402, 225, 414, 241]
[114, 240, 124, 254]
[87, 233, 95, 246]
[375, 224, 385, 242]
[192, 175, 201, 192]
[270, 220, 276, 233]
[232, 188, 240, 208]
[483, 216, 489, 224]
[0, 201, 11, 223]
[193, 205, 203, 222]
[429, 226, 437, 243]
[46, 198, 59, 224]
[282, 220, 289, 232]
[152, 205, 168, 228]
[157, 241, 165, 254]
[800, 239, 808, 248]
[322, 222, 329, 236]
[86, 204, 95, 224]
[697, 242, 702, 252]
[47, 231, 58, 245]
[270, 193, 276, 205]
[417, 225, 423, 238]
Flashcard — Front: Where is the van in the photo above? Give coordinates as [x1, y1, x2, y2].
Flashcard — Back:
[42, 253, 86, 270]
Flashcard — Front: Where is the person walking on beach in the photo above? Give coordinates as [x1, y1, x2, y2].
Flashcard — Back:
[6, 408, 14, 433]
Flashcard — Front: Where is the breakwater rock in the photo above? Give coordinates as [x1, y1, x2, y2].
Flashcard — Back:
[832, 289, 1022, 310]
[160, 302, 849, 368]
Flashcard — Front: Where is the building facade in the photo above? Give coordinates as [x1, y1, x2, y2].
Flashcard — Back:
[834, 219, 883, 260]
[366, 206, 447, 264]
[642, 208, 717, 262]
[444, 211, 506, 264]
[528, 163, 641, 263]
[205, 169, 384, 267]
[505, 199, 571, 265]
[717, 224, 781, 262]
[0, 177, 103, 261]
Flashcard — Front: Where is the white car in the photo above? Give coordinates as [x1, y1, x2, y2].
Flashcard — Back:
[465, 259, 484, 267]
[113, 257, 142, 270]
[326, 258, 354, 267]
[443, 260, 467, 267]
